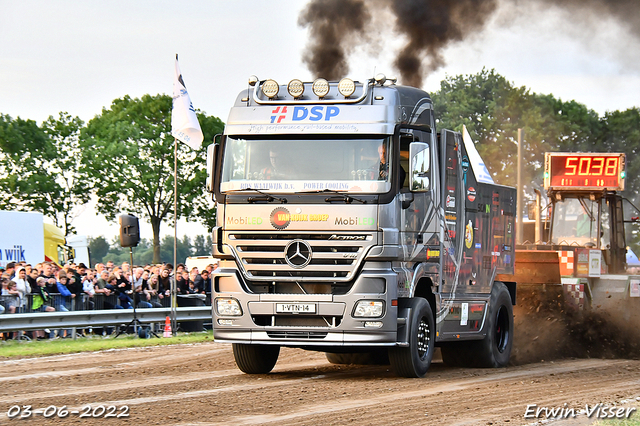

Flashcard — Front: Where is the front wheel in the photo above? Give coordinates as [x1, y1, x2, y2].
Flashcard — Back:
[232, 343, 280, 374]
[389, 298, 435, 378]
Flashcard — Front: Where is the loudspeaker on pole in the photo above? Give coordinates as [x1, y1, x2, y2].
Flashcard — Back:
[119, 214, 140, 248]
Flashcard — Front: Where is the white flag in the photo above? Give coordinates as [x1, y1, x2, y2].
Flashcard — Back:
[171, 55, 204, 150]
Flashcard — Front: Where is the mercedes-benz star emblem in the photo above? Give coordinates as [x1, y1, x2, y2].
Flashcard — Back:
[284, 240, 312, 268]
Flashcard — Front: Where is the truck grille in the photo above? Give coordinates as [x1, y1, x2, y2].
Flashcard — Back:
[266, 331, 328, 339]
[227, 232, 375, 282]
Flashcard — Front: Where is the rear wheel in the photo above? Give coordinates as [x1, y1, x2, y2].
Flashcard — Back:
[388, 298, 435, 378]
[232, 343, 280, 374]
[441, 282, 513, 368]
[476, 281, 513, 367]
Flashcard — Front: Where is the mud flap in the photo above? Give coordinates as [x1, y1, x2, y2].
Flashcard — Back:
[395, 301, 414, 347]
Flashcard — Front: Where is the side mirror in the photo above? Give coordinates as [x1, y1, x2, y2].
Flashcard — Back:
[409, 142, 430, 192]
[206, 142, 218, 194]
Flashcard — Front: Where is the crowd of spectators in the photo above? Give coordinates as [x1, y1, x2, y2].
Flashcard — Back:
[0, 260, 219, 339]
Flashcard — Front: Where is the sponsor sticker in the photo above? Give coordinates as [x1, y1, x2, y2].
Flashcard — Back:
[269, 208, 330, 229]
[270, 207, 291, 230]
[465, 220, 474, 249]
[427, 249, 440, 259]
[467, 186, 476, 202]
[446, 195, 456, 208]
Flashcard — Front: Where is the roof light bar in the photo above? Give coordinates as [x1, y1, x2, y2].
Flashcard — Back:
[287, 79, 305, 98]
[338, 78, 356, 97]
[312, 78, 329, 98]
[262, 79, 279, 99]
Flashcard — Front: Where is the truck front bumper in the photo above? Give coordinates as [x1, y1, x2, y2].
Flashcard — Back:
[213, 264, 398, 346]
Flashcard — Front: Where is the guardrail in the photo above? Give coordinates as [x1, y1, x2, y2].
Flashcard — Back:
[0, 306, 212, 333]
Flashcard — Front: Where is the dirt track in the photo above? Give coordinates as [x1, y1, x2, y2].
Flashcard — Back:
[1, 341, 639, 426]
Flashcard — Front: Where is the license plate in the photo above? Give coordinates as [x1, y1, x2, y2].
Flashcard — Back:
[276, 303, 316, 314]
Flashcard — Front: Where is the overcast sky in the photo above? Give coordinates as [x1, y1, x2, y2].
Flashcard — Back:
[1, 0, 639, 241]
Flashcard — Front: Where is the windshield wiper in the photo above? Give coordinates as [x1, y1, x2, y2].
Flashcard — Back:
[230, 187, 287, 203]
[301, 189, 366, 204]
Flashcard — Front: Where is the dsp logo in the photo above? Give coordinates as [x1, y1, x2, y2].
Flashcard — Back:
[270, 106, 340, 123]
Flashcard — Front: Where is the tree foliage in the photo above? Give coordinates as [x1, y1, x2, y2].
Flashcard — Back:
[0, 112, 89, 235]
[432, 68, 602, 194]
[432, 69, 640, 254]
[88, 235, 110, 266]
[79, 94, 223, 263]
[41, 112, 91, 235]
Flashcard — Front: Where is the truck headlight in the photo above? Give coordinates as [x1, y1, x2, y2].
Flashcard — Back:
[216, 298, 243, 316]
[353, 300, 384, 318]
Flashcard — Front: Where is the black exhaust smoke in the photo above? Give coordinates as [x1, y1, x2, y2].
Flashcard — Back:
[299, 0, 640, 87]
[298, 0, 371, 81]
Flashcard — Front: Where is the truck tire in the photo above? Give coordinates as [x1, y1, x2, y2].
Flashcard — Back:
[232, 343, 280, 374]
[388, 298, 435, 378]
[475, 281, 513, 367]
[325, 350, 390, 365]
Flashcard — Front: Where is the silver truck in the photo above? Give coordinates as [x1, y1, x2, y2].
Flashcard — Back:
[206, 75, 517, 377]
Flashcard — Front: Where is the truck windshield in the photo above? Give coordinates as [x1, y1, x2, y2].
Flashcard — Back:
[220, 136, 392, 193]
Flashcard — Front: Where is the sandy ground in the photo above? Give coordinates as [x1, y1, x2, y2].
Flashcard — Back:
[0, 340, 639, 426]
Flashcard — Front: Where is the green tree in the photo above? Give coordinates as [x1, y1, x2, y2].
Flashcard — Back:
[41, 112, 91, 235]
[0, 114, 58, 217]
[432, 68, 601, 194]
[160, 235, 192, 264]
[192, 234, 213, 256]
[598, 108, 640, 255]
[88, 235, 110, 265]
[79, 94, 224, 263]
[0, 112, 89, 235]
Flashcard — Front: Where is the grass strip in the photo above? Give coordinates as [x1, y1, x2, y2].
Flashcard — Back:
[0, 330, 214, 358]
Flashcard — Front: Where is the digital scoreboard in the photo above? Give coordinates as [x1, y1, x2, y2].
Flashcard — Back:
[544, 152, 625, 191]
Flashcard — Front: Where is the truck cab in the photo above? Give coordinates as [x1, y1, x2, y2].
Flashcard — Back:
[207, 76, 516, 377]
